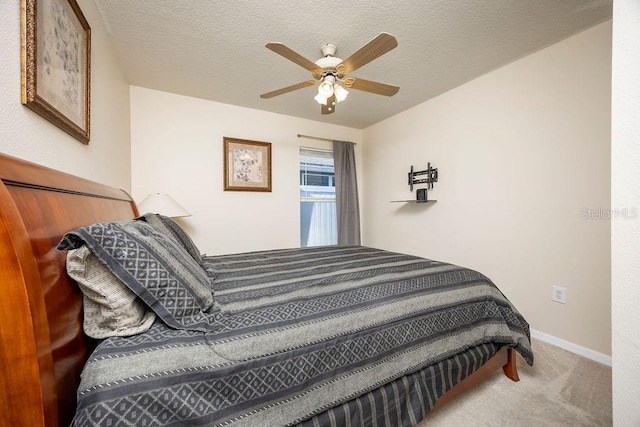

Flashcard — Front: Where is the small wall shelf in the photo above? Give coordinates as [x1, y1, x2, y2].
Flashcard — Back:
[390, 200, 437, 204]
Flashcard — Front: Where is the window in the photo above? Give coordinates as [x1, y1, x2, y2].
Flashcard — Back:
[300, 148, 337, 247]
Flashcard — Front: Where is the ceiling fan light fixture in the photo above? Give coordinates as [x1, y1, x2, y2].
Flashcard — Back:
[314, 92, 328, 105]
[333, 83, 349, 102]
[318, 75, 335, 98]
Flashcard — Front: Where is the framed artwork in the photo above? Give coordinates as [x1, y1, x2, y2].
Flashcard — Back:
[21, 0, 91, 144]
[224, 137, 272, 192]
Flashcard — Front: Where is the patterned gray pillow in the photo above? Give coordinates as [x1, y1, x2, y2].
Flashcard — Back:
[66, 245, 156, 339]
[136, 213, 202, 264]
[58, 221, 221, 332]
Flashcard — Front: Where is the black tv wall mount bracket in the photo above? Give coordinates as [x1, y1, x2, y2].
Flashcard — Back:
[408, 163, 438, 191]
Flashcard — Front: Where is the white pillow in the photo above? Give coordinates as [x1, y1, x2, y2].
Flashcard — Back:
[66, 245, 156, 339]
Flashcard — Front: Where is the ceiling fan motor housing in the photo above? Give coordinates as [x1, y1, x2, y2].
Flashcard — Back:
[315, 43, 342, 77]
[316, 59, 342, 75]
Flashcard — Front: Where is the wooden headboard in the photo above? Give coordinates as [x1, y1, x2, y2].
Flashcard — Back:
[0, 153, 139, 426]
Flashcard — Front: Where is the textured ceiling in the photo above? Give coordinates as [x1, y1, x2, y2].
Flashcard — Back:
[94, 0, 612, 129]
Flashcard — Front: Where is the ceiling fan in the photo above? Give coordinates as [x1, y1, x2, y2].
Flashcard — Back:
[260, 33, 399, 115]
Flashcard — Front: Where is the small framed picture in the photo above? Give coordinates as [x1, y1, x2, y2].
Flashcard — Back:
[21, 0, 91, 144]
[223, 137, 272, 192]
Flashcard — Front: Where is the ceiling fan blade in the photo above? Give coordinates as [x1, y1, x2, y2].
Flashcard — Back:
[266, 42, 324, 75]
[346, 78, 399, 96]
[260, 80, 316, 99]
[337, 33, 397, 75]
[321, 94, 336, 115]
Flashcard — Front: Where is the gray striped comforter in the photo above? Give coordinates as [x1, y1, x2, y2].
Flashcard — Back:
[74, 245, 533, 426]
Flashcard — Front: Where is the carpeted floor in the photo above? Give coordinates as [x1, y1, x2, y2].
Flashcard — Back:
[418, 339, 612, 426]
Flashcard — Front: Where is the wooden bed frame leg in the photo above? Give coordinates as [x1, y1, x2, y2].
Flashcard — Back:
[502, 348, 520, 382]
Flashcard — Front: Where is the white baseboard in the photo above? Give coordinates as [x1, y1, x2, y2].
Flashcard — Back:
[530, 329, 612, 367]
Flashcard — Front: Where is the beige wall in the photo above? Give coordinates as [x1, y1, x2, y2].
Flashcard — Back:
[0, 0, 131, 190]
[611, 0, 640, 424]
[361, 22, 612, 356]
[130, 86, 362, 255]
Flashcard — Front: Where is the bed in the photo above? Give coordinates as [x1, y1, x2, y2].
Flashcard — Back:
[0, 152, 532, 426]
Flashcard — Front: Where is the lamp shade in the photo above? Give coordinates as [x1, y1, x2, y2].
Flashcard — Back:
[318, 82, 332, 97]
[314, 92, 328, 105]
[317, 75, 335, 98]
[137, 193, 192, 218]
[333, 84, 349, 102]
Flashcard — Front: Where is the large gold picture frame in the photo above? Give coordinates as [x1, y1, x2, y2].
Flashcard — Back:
[21, 0, 91, 144]
[224, 137, 272, 192]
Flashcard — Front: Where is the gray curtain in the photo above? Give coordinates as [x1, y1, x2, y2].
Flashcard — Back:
[333, 140, 361, 245]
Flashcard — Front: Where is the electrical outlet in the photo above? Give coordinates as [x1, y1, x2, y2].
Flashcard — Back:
[552, 286, 566, 304]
